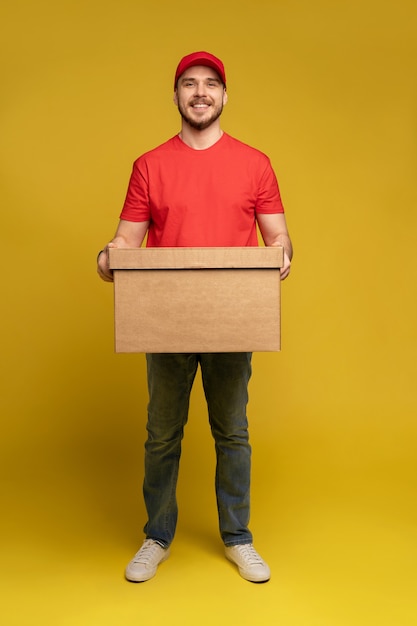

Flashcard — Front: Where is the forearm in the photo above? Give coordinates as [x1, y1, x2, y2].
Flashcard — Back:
[97, 219, 149, 282]
[267, 232, 293, 261]
[111, 219, 150, 247]
[256, 213, 293, 280]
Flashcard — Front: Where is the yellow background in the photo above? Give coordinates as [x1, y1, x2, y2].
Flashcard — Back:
[1, 0, 416, 624]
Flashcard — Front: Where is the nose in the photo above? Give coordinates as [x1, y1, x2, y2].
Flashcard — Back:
[194, 81, 209, 97]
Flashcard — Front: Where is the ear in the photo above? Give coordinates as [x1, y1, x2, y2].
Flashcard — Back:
[223, 89, 228, 106]
[173, 90, 178, 106]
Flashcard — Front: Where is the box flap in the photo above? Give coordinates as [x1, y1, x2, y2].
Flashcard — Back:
[109, 247, 283, 270]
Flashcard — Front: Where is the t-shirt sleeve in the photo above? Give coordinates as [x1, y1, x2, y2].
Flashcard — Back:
[119, 158, 150, 222]
[255, 159, 285, 214]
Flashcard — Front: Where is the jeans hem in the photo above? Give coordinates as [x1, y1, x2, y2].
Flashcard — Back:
[145, 535, 171, 549]
[224, 539, 253, 548]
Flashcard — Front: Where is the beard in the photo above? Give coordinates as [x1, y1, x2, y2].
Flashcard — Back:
[177, 99, 224, 130]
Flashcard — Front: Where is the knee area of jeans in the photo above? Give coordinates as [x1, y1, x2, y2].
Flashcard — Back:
[211, 423, 249, 440]
[146, 416, 187, 439]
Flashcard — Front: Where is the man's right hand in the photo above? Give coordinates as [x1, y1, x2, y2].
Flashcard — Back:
[96, 220, 150, 283]
[97, 243, 117, 282]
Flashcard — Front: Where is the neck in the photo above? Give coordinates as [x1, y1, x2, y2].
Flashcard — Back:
[179, 122, 223, 150]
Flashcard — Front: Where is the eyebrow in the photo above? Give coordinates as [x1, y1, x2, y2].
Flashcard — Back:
[180, 76, 221, 84]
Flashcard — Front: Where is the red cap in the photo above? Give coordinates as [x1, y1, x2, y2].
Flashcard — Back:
[174, 51, 226, 88]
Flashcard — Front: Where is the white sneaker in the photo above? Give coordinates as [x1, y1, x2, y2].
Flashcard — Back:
[125, 539, 170, 582]
[225, 544, 271, 582]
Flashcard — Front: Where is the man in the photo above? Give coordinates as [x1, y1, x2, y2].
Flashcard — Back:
[97, 51, 293, 583]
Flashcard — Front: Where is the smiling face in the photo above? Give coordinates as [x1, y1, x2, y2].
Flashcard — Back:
[174, 65, 228, 131]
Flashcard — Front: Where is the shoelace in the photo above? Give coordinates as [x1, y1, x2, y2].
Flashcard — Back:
[236, 544, 263, 565]
[133, 540, 161, 564]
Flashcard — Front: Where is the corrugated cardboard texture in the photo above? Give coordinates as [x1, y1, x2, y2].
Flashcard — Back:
[109, 247, 283, 353]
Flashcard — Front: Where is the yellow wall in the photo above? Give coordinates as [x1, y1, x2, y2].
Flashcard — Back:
[2, 1, 416, 624]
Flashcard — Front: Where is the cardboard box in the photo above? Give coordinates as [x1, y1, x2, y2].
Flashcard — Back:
[109, 247, 283, 353]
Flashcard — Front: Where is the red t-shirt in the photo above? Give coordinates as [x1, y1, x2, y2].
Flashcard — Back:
[120, 132, 284, 247]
